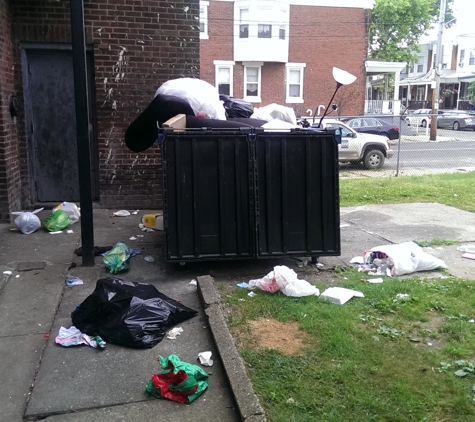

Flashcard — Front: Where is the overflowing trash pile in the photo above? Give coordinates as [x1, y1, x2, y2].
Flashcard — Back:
[124, 77, 303, 153]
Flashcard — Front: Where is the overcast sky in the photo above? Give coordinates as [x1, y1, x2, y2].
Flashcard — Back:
[422, 0, 475, 42]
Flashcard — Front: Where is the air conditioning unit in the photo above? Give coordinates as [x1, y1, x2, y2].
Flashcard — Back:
[459, 62, 464, 67]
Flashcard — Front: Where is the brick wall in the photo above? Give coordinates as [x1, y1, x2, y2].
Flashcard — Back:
[8, 0, 199, 212]
[289, 6, 368, 117]
[200, 0, 233, 84]
[200, 2, 369, 118]
[0, 1, 21, 221]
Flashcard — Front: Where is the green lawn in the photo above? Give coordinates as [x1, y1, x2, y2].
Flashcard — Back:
[225, 171, 475, 422]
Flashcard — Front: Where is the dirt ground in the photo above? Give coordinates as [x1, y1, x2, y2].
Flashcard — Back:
[247, 318, 306, 355]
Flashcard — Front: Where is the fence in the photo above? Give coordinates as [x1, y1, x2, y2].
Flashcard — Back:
[332, 113, 475, 178]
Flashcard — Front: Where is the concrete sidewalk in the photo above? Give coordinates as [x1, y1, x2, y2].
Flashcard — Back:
[1, 203, 474, 421]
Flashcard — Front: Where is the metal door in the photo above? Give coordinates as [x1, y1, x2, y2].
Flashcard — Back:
[255, 131, 340, 258]
[22, 48, 97, 203]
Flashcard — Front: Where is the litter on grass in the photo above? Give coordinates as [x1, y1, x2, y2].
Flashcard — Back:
[320, 287, 364, 305]
[248, 265, 319, 297]
[367, 278, 384, 284]
[354, 242, 447, 277]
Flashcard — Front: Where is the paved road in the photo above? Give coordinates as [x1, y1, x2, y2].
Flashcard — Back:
[389, 139, 475, 171]
[340, 133, 475, 176]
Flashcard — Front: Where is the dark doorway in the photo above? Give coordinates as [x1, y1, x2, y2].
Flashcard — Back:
[22, 46, 98, 203]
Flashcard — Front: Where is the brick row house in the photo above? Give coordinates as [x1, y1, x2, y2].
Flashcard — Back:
[0, 0, 199, 222]
[199, 0, 373, 119]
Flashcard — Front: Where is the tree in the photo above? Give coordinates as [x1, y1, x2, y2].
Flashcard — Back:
[369, 0, 454, 64]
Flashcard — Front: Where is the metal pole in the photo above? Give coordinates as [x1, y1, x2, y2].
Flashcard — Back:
[70, 0, 95, 266]
[430, 0, 447, 141]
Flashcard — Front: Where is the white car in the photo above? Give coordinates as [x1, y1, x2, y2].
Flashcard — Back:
[404, 109, 433, 128]
[311, 119, 394, 169]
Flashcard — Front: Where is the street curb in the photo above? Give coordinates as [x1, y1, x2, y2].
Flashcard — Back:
[197, 275, 267, 422]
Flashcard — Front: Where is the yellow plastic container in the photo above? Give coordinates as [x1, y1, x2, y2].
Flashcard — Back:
[142, 212, 163, 230]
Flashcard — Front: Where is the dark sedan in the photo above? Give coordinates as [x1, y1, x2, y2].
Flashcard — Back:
[344, 117, 400, 140]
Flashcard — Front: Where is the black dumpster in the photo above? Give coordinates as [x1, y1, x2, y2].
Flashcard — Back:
[161, 127, 340, 262]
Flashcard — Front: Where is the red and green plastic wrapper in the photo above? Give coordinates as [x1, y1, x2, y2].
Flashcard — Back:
[146, 354, 209, 404]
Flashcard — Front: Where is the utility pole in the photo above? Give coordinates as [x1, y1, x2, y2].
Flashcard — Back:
[430, 0, 447, 141]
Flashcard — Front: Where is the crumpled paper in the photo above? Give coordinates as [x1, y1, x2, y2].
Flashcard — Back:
[167, 327, 183, 340]
[197, 351, 213, 366]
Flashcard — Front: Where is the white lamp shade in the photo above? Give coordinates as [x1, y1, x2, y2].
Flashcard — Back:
[332, 67, 357, 85]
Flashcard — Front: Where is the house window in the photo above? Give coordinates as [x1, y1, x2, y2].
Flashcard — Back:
[417, 64, 423, 72]
[258, 24, 271, 38]
[239, 8, 248, 39]
[459, 49, 465, 66]
[243, 63, 262, 102]
[470, 52, 475, 66]
[279, 26, 285, 40]
[199, 2, 209, 40]
[286, 63, 306, 103]
[214, 61, 234, 96]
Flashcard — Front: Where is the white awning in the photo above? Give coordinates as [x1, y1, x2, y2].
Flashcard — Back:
[400, 69, 475, 85]
[365, 59, 407, 76]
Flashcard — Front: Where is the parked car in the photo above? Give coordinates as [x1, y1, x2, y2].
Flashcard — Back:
[310, 119, 393, 169]
[436, 110, 475, 130]
[344, 117, 400, 140]
[404, 109, 433, 127]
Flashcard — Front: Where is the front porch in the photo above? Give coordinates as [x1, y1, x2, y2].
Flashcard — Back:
[365, 59, 407, 115]
[399, 69, 475, 111]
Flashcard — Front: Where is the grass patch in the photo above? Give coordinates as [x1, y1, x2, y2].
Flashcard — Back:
[415, 239, 457, 247]
[226, 270, 475, 421]
[339, 171, 475, 212]
[224, 172, 475, 420]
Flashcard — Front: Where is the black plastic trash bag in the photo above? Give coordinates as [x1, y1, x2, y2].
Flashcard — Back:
[71, 277, 198, 348]
[220, 94, 254, 118]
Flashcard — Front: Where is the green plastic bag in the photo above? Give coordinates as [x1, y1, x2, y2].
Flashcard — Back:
[103, 241, 130, 274]
[43, 209, 71, 232]
[146, 354, 209, 404]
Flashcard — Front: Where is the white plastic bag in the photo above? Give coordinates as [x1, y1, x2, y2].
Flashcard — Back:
[364, 242, 448, 277]
[249, 265, 319, 297]
[249, 270, 280, 293]
[53, 202, 80, 224]
[251, 103, 297, 125]
[11, 208, 44, 234]
[155, 78, 226, 120]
